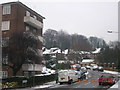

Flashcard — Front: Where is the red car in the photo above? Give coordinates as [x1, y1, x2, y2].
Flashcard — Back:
[98, 75, 116, 86]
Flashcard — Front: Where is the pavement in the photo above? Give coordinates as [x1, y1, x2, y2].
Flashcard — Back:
[15, 81, 57, 90]
[108, 80, 120, 90]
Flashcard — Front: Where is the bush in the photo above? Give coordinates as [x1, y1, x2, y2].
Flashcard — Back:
[2, 74, 57, 89]
[28, 74, 57, 86]
[2, 82, 18, 89]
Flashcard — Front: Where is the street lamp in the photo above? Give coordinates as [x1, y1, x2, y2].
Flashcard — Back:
[107, 30, 118, 33]
[55, 52, 58, 83]
[107, 30, 119, 70]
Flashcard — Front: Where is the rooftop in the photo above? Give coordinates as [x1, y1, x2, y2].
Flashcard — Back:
[1, 1, 45, 19]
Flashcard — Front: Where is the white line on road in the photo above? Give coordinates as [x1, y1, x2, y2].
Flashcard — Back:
[84, 82, 91, 85]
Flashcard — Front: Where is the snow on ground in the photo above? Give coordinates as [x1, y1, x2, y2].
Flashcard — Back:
[108, 80, 120, 90]
[42, 66, 55, 74]
[104, 70, 119, 75]
[105, 70, 120, 90]
[32, 85, 53, 89]
[31, 81, 57, 89]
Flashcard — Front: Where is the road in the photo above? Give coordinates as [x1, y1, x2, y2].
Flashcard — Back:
[15, 70, 119, 90]
[47, 70, 119, 90]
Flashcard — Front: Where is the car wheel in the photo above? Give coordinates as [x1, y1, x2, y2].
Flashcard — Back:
[68, 79, 73, 84]
[99, 83, 102, 85]
[60, 82, 63, 85]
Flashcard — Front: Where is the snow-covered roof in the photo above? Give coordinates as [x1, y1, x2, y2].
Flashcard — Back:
[92, 48, 101, 54]
[42, 66, 55, 74]
[50, 47, 59, 52]
[51, 49, 61, 54]
[43, 49, 51, 54]
[43, 47, 94, 55]
[80, 51, 90, 54]
[82, 59, 94, 63]
[43, 47, 69, 55]
[64, 49, 69, 54]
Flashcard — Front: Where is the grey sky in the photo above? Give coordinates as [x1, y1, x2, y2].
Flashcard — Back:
[0, 0, 118, 43]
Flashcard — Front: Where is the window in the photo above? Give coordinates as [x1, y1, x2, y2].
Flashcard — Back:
[3, 5, 11, 15]
[26, 11, 30, 16]
[33, 29, 37, 33]
[2, 71, 8, 78]
[2, 21, 10, 31]
[2, 55, 8, 64]
[26, 26, 30, 31]
[2, 37, 9, 47]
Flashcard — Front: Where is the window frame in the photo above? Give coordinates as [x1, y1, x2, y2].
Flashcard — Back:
[2, 4, 11, 15]
[2, 21, 10, 31]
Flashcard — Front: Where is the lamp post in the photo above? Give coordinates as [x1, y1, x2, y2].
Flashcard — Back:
[107, 30, 119, 70]
[55, 52, 58, 83]
[107, 31, 118, 33]
[26, 60, 35, 86]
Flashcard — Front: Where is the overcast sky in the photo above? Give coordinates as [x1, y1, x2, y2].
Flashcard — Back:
[0, 0, 119, 43]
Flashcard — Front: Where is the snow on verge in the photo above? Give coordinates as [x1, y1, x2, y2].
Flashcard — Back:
[108, 80, 120, 90]
[32, 85, 53, 89]
[104, 70, 119, 75]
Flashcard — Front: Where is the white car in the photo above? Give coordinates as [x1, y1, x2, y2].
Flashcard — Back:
[58, 70, 78, 84]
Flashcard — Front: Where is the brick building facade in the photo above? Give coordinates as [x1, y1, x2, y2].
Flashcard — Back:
[1, 1, 45, 77]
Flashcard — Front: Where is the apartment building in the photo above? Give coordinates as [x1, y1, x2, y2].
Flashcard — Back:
[1, 1, 45, 77]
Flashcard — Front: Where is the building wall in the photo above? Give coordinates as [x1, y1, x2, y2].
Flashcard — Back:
[2, 2, 43, 37]
[2, 2, 44, 77]
[118, 2, 120, 43]
[0, 5, 2, 72]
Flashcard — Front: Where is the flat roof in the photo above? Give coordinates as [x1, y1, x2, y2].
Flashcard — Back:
[2, 1, 45, 19]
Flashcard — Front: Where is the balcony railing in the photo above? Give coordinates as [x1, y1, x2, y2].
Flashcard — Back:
[24, 16, 43, 29]
[38, 36, 44, 43]
[22, 64, 43, 71]
[37, 49, 43, 56]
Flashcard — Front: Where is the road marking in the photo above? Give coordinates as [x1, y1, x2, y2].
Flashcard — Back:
[84, 82, 91, 85]
[92, 85, 96, 88]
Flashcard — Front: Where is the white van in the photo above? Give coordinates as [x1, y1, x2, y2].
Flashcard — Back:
[58, 70, 78, 84]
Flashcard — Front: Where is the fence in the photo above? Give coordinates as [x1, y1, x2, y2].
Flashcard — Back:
[1, 74, 57, 89]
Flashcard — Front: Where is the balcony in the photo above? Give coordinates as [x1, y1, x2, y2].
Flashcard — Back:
[22, 64, 43, 71]
[38, 36, 44, 43]
[37, 49, 43, 56]
[24, 16, 43, 29]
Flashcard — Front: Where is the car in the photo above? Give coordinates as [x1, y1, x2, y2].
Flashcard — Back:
[98, 75, 117, 86]
[81, 67, 87, 72]
[85, 66, 92, 70]
[92, 65, 99, 71]
[58, 70, 78, 84]
[98, 66, 104, 72]
[77, 71, 86, 79]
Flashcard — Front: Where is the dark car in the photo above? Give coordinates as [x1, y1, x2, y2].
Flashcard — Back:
[98, 75, 116, 86]
[77, 71, 86, 80]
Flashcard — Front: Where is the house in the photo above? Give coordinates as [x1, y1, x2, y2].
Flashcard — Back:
[81, 58, 95, 66]
[1, 1, 45, 77]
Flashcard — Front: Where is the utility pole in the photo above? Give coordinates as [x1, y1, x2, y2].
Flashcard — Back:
[107, 30, 119, 70]
[55, 52, 58, 83]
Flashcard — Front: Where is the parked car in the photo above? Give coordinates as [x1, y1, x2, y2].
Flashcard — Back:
[98, 75, 117, 86]
[98, 66, 104, 72]
[58, 70, 78, 84]
[77, 71, 86, 79]
[92, 65, 99, 71]
[81, 67, 87, 72]
[85, 66, 92, 70]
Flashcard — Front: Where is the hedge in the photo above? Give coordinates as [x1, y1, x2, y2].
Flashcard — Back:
[2, 73, 57, 89]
